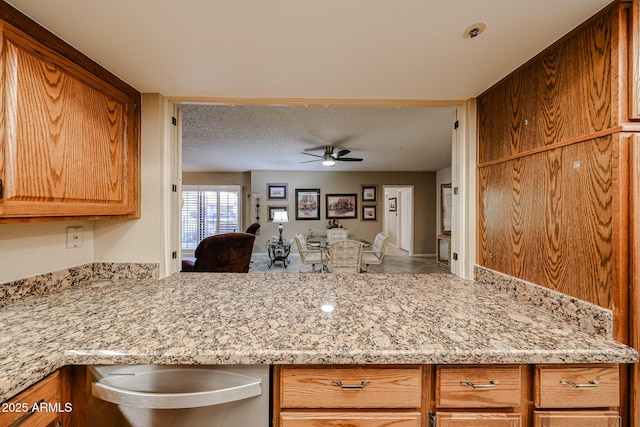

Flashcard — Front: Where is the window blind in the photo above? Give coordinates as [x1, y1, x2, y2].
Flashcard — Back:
[181, 185, 241, 251]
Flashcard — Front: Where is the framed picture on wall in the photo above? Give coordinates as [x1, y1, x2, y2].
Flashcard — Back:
[361, 185, 377, 202]
[268, 205, 288, 221]
[362, 205, 377, 221]
[326, 194, 357, 219]
[267, 183, 287, 200]
[388, 197, 397, 212]
[295, 188, 321, 220]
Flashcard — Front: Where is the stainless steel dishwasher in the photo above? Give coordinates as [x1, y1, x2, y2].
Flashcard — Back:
[87, 365, 270, 427]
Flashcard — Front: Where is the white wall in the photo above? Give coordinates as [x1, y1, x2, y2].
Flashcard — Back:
[0, 220, 94, 283]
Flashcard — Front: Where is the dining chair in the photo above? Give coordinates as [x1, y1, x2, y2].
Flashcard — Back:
[294, 233, 325, 273]
[361, 232, 388, 272]
[326, 228, 348, 242]
[327, 239, 363, 273]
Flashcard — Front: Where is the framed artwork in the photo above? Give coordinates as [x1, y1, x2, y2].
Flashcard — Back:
[267, 183, 287, 200]
[326, 194, 357, 219]
[295, 188, 321, 220]
[268, 205, 288, 221]
[362, 205, 377, 221]
[361, 185, 377, 202]
[388, 197, 397, 212]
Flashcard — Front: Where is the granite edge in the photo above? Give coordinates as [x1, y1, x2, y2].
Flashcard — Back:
[0, 262, 159, 307]
[474, 265, 612, 338]
[4, 346, 637, 404]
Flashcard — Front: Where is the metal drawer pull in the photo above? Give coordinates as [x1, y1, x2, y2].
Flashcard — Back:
[8, 399, 44, 427]
[332, 380, 371, 389]
[460, 379, 500, 389]
[560, 379, 600, 388]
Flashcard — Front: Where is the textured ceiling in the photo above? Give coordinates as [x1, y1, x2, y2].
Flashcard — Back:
[5, 0, 613, 172]
[179, 104, 455, 172]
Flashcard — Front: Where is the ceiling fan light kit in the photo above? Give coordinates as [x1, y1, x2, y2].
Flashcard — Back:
[301, 145, 364, 167]
[322, 154, 336, 167]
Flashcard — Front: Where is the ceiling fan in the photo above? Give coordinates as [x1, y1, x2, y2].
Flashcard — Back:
[300, 146, 363, 167]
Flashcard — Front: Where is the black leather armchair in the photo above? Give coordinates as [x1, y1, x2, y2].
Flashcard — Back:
[181, 232, 256, 273]
[245, 223, 261, 235]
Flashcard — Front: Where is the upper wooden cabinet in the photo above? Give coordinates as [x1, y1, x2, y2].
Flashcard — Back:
[0, 15, 140, 222]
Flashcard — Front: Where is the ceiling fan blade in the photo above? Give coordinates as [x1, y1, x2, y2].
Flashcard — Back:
[303, 145, 330, 152]
[335, 157, 363, 162]
[334, 149, 351, 158]
[301, 152, 323, 158]
[299, 159, 322, 163]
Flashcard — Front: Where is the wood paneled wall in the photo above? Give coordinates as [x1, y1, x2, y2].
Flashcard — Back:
[477, 6, 640, 422]
[478, 10, 614, 164]
[478, 135, 616, 308]
[477, 3, 631, 317]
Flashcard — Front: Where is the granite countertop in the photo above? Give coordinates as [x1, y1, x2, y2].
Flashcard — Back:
[0, 272, 637, 402]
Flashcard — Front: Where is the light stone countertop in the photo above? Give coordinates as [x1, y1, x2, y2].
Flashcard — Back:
[0, 272, 637, 402]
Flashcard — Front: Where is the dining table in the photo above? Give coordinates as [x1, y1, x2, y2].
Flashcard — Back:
[305, 232, 372, 250]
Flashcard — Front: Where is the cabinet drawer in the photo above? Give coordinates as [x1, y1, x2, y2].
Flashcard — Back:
[534, 365, 619, 408]
[534, 410, 619, 427]
[436, 412, 521, 427]
[280, 411, 421, 427]
[436, 366, 521, 408]
[0, 371, 60, 427]
[280, 366, 422, 408]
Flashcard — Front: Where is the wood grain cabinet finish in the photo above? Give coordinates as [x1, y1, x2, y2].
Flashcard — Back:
[0, 20, 140, 221]
[279, 366, 422, 409]
[0, 370, 61, 427]
[533, 410, 619, 427]
[275, 366, 424, 427]
[436, 365, 522, 408]
[477, 8, 615, 164]
[436, 412, 521, 427]
[534, 365, 619, 408]
[631, 1, 640, 121]
[280, 412, 421, 427]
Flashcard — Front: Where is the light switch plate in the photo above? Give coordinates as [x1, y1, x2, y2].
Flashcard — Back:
[66, 226, 83, 248]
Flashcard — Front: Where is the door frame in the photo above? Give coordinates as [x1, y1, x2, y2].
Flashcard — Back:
[165, 97, 475, 278]
[381, 185, 414, 256]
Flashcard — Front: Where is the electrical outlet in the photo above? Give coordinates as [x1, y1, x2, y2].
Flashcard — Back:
[66, 226, 83, 248]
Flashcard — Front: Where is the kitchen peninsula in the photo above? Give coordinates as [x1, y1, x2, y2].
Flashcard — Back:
[0, 270, 636, 425]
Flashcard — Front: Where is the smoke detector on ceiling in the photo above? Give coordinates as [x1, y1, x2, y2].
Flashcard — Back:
[463, 22, 486, 39]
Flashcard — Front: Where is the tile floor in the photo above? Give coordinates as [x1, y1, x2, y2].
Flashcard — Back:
[249, 244, 451, 274]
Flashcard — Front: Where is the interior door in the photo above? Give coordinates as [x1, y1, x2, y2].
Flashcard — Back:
[398, 188, 412, 254]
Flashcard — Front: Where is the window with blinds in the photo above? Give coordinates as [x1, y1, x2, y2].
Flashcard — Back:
[181, 185, 241, 251]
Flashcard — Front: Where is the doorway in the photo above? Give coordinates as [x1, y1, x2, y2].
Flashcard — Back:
[383, 185, 413, 256]
[163, 97, 474, 278]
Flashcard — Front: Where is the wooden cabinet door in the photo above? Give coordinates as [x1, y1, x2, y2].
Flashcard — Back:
[280, 411, 421, 427]
[0, 21, 139, 220]
[534, 410, 619, 427]
[0, 371, 61, 427]
[436, 366, 522, 408]
[436, 412, 521, 427]
[280, 366, 422, 409]
[534, 365, 619, 408]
